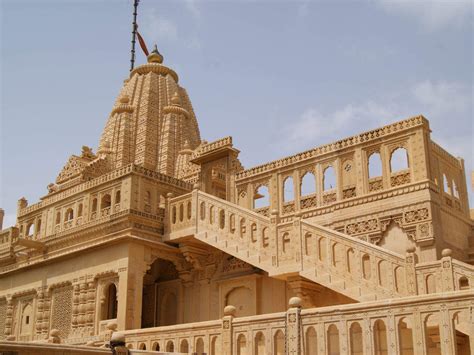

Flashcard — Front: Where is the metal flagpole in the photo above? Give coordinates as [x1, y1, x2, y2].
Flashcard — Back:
[130, 0, 139, 72]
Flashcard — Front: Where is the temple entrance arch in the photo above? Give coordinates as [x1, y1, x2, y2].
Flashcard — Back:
[141, 257, 182, 328]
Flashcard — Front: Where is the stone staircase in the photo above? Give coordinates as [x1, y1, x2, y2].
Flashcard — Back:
[166, 190, 474, 302]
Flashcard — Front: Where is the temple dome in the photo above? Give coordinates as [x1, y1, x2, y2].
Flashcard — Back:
[98, 48, 201, 177]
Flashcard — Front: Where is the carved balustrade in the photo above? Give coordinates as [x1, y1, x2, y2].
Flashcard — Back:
[168, 191, 474, 302]
[122, 290, 474, 354]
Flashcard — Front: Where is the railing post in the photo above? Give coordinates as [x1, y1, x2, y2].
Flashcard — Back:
[222, 305, 235, 355]
[193, 184, 200, 233]
[294, 212, 303, 271]
[286, 297, 302, 355]
[440, 249, 455, 292]
[405, 246, 418, 295]
[270, 209, 279, 268]
[165, 192, 174, 234]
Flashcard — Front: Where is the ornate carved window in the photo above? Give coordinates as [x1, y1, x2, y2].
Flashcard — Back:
[323, 166, 336, 191]
[390, 147, 409, 172]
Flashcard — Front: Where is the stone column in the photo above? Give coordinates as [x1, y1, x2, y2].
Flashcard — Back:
[221, 305, 235, 355]
[286, 297, 302, 355]
[440, 249, 454, 292]
[117, 256, 147, 330]
[405, 247, 418, 295]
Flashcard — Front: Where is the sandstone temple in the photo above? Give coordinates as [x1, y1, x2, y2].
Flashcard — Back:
[0, 46, 473, 355]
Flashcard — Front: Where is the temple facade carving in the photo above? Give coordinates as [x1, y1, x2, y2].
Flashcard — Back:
[0, 47, 473, 354]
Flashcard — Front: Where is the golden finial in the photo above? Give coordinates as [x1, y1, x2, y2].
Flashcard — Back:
[147, 44, 163, 64]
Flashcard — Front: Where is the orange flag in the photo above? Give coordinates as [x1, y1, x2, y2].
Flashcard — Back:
[137, 31, 149, 56]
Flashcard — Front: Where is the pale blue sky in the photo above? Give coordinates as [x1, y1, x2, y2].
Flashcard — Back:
[1, 0, 473, 227]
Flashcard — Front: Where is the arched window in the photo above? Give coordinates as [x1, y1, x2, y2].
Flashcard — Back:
[77, 204, 83, 217]
[398, 318, 413, 355]
[200, 202, 206, 220]
[65, 208, 74, 221]
[327, 324, 340, 355]
[452, 180, 460, 198]
[254, 185, 269, 209]
[209, 206, 215, 224]
[282, 232, 290, 253]
[254, 332, 265, 355]
[103, 283, 117, 320]
[195, 338, 204, 354]
[250, 223, 257, 243]
[55, 211, 61, 225]
[306, 327, 317, 354]
[180, 339, 189, 353]
[152, 342, 160, 351]
[187, 201, 192, 219]
[283, 176, 294, 202]
[138, 343, 146, 350]
[230, 214, 236, 233]
[323, 166, 336, 191]
[362, 254, 371, 280]
[274, 330, 284, 355]
[390, 147, 409, 172]
[91, 198, 98, 212]
[349, 322, 363, 355]
[301, 171, 316, 196]
[179, 203, 184, 222]
[210, 336, 218, 355]
[347, 248, 355, 273]
[262, 227, 269, 247]
[318, 237, 327, 262]
[425, 274, 436, 294]
[443, 174, 450, 194]
[459, 276, 469, 290]
[115, 190, 121, 204]
[101, 194, 111, 209]
[237, 334, 247, 355]
[424, 314, 440, 355]
[368, 152, 383, 178]
[166, 341, 174, 352]
[240, 218, 246, 238]
[373, 320, 387, 354]
[172, 206, 177, 224]
[26, 222, 34, 237]
[378, 260, 389, 287]
[219, 209, 226, 229]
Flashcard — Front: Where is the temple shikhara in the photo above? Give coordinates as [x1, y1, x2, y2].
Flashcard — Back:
[0, 46, 473, 355]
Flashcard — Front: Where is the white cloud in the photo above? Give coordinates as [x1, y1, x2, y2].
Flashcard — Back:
[185, 0, 201, 20]
[375, 0, 473, 31]
[288, 101, 397, 146]
[412, 80, 471, 116]
[284, 80, 473, 201]
[2, 213, 16, 229]
[142, 9, 178, 44]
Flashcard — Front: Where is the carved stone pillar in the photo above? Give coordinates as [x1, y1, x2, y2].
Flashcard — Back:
[440, 249, 454, 292]
[4, 298, 13, 337]
[221, 305, 235, 355]
[286, 297, 302, 355]
[117, 258, 147, 330]
[405, 247, 418, 295]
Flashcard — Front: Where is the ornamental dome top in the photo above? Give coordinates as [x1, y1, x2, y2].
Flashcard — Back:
[147, 44, 163, 64]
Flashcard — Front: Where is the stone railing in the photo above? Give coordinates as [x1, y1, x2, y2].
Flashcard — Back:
[236, 115, 427, 180]
[167, 191, 474, 302]
[122, 290, 474, 355]
[123, 319, 222, 352]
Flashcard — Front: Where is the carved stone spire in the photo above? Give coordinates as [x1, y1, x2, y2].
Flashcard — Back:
[98, 48, 201, 176]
